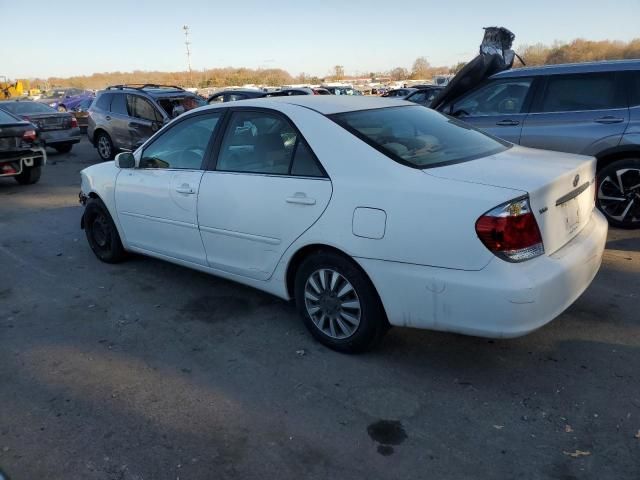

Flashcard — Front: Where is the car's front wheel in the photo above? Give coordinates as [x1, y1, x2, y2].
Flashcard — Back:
[83, 198, 126, 263]
[96, 132, 114, 161]
[597, 158, 640, 229]
[14, 166, 41, 185]
[294, 251, 388, 353]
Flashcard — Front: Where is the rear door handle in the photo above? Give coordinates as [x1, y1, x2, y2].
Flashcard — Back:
[105, 115, 111, 121]
[594, 116, 624, 124]
[175, 184, 196, 195]
[495, 119, 520, 126]
[286, 193, 316, 205]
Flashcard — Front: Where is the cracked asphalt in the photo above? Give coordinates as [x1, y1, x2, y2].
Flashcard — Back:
[1, 138, 639, 479]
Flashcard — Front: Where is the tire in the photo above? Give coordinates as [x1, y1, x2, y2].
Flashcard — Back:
[294, 251, 388, 353]
[83, 198, 126, 263]
[54, 143, 73, 154]
[14, 166, 41, 185]
[96, 131, 115, 161]
[596, 158, 640, 229]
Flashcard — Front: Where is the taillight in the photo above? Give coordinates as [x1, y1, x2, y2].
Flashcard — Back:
[475, 197, 544, 263]
[22, 129, 37, 142]
[71, 117, 78, 128]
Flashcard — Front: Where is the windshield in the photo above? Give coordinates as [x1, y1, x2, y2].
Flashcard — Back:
[332, 106, 509, 168]
[1, 102, 57, 114]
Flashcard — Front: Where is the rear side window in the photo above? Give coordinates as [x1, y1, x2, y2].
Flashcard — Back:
[110, 93, 128, 115]
[95, 93, 113, 111]
[540, 73, 623, 112]
[332, 105, 509, 168]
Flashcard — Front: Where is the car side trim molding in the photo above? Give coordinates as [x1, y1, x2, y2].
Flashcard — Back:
[119, 211, 198, 230]
[199, 225, 281, 245]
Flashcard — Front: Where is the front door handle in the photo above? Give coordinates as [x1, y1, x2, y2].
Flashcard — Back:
[175, 184, 196, 195]
[495, 119, 520, 126]
[286, 193, 316, 205]
[105, 115, 111, 121]
[594, 116, 624, 124]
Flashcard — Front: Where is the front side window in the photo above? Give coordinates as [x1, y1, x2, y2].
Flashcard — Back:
[139, 113, 221, 169]
[332, 105, 509, 168]
[540, 73, 621, 112]
[452, 78, 533, 116]
[217, 111, 297, 174]
[127, 95, 162, 122]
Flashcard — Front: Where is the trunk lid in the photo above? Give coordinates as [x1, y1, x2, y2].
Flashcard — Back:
[425, 145, 596, 256]
[23, 113, 72, 131]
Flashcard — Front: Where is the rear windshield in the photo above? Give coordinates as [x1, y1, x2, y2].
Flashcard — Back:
[332, 106, 509, 168]
[0, 108, 20, 123]
[157, 96, 207, 118]
[1, 102, 56, 114]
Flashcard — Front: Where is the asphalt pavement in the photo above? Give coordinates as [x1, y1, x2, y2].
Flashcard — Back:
[0, 138, 639, 480]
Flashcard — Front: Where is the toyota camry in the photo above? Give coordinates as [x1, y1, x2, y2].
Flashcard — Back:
[79, 96, 607, 352]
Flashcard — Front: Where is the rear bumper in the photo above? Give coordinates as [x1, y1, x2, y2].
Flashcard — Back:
[40, 127, 82, 146]
[0, 147, 47, 177]
[357, 210, 608, 338]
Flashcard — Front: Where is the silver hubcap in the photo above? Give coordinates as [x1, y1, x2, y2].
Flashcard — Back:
[598, 168, 640, 223]
[98, 136, 111, 159]
[304, 269, 361, 339]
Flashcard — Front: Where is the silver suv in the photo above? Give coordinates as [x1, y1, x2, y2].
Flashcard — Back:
[441, 60, 640, 228]
[87, 84, 205, 161]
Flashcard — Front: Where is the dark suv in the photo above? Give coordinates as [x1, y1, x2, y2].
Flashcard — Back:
[87, 84, 206, 160]
[439, 60, 640, 228]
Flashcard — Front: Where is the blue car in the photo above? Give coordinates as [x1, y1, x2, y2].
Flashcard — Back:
[37, 88, 94, 112]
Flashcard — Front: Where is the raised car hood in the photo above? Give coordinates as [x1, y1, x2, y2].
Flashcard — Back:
[431, 26, 517, 112]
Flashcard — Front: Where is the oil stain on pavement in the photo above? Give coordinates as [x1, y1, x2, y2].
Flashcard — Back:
[367, 420, 408, 456]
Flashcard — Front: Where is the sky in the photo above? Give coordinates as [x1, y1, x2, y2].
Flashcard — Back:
[1, 0, 639, 79]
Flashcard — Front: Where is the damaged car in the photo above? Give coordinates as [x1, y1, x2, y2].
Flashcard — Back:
[0, 108, 46, 184]
[79, 96, 607, 352]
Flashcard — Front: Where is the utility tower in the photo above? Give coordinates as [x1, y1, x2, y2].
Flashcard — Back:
[183, 25, 193, 86]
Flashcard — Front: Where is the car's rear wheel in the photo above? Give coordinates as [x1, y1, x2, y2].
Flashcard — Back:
[96, 132, 114, 161]
[54, 143, 73, 154]
[14, 166, 41, 185]
[294, 251, 388, 353]
[83, 198, 126, 263]
[597, 158, 640, 229]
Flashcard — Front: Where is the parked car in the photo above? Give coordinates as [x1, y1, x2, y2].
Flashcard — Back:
[404, 86, 444, 106]
[71, 97, 94, 131]
[267, 88, 314, 97]
[382, 88, 416, 98]
[208, 89, 267, 104]
[87, 84, 206, 160]
[324, 86, 363, 96]
[0, 99, 81, 153]
[37, 88, 94, 112]
[0, 107, 46, 184]
[79, 96, 606, 353]
[436, 60, 640, 228]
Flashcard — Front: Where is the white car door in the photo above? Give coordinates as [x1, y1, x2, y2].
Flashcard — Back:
[115, 111, 223, 265]
[198, 109, 332, 280]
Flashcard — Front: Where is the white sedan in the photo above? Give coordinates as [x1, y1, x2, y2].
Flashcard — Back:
[79, 96, 608, 352]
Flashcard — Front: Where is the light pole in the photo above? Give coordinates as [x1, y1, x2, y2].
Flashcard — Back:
[183, 25, 193, 87]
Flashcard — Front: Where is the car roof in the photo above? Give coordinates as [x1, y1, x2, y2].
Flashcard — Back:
[200, 95, 410, 115]
[493, 59, 640, 78]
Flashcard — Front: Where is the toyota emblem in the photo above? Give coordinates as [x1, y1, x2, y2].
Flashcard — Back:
[573, 174, 580, 188]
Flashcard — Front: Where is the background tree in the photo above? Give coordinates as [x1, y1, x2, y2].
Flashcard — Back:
[332, 65, 345, 80]
[389, 67, 409, 81]
[411, 57, 431, 79]
[450, 62, 466, 74]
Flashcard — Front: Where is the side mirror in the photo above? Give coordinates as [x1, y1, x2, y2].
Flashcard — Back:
[115, 152, 135, 169]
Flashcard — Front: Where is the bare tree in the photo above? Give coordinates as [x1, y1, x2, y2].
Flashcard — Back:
[411, 57, 431, 79]
[333, 65, 345, 80]
[390, 67, 409, 81]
